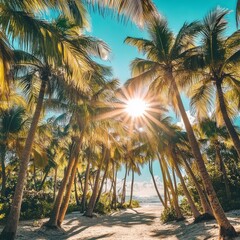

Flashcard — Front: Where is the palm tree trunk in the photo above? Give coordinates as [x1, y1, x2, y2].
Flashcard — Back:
[158, 153, 184, 220]
[149, 159, 166, 208]
[216, 82, 240, 158]
[57, 157, 79, 226]
[215, 144, 231, 200]
[171, 150, 201, 219]
[85, 148, 106, 217]
[0, 79, 47, 240]
[80, 158, 90, 213]
[172, 167, 178, 200]
[74, 175, 80, 206]
[46, 137, 82, 228]
[181, 156, 213, 216]
[95, 153, 110, 205]
[121, 163, 128, 205]
[171, 74, 236, 237]
[129, 168, 134, 207]
[112, 162, 118, 210]
[0, 145, 7, 197]
[39, 167, 50, 191]
[53, 166, 58, 201]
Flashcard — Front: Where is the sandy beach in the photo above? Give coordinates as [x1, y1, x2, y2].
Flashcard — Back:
[1, 205, 240, 240]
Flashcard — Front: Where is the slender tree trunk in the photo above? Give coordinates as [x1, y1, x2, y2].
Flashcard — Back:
[129, 168, 134, 207]
[181, 156, 213, 216]
[74, 175, 80, 206]
[149, 160, 166, 208]
[85, 148, 106, 217]
[216, 82, 240, 158]
[96, 154, 110, 205]
[46, 137, 82, 228]
[158, 153, 184, 220]
[0, 79, 47, 240]
[77, 171, 84, 193]
[171, 74, 236, 237]
[171, 149, 201, 219]
[0, 145, 6, 197]
[121, 163, 128, 205]
[112, 162, 118, 210]
[80, 157, 91, 213]
[215, 144, 231, 200]
[39, 167, 50, 191]
[58, 157, 79, 226]
[53, 167, 58, 201]
[172, 167, 178, 201]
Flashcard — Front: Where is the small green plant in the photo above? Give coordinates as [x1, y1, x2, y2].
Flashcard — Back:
[160, 207, 177, 223]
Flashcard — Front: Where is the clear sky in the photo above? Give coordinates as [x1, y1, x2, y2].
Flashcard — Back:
[87, 1, 238, 194]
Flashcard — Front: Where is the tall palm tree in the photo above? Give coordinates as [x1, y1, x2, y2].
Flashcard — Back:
[125, 16, 237, 238]
[0, 14, 110, 239]
[0, 107, 26, 197]
[187, 8, 240, 160]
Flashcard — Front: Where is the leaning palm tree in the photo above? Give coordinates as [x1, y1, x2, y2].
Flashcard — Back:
[0, 15, 110, 239]
[187, 8, 240, 159]
[125, 16, 236, 238]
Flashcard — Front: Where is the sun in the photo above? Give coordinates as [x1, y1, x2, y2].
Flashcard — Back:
[125, 98, 147, 118]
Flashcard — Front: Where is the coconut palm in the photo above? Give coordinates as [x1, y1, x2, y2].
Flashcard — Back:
[0, 14, 110, 238]
[187, 8, 240, 161]
[195, 118, 232, 200]
[0, 107, 26, 197]
[125, 16, 236, 238]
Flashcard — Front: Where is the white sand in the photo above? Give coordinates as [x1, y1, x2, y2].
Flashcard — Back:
[2, 206, 240, 239]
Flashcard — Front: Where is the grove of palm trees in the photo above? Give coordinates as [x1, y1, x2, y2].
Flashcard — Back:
[0, 1, 240, 240]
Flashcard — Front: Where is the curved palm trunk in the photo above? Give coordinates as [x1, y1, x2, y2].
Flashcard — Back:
[216, 82, 240, 159]
[181, 156, 213, 216]
[172, 167, 178, 199]
[80, 158, 90, 213]
[57, 157, 79, 226]
[171, 150, 201, 219]
[95, 154, 110, 205]
[0, 79, 47, 240]
[53, 166, 58, 201]
[129, 168, 134, 206]
[74, 175, 80, 206]
[158, 153, 184, 220]
[85, 148, 106, 217]
[46, 138, 82, 228]
[215, 144, 231, 200]
[149, 160, 166, 207]
[121, 163, 128, 205]
[39, 167, 50, 191]
[171, 74, 236, 237]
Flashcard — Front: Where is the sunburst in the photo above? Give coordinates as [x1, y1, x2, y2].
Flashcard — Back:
[94, 82, 169, 136]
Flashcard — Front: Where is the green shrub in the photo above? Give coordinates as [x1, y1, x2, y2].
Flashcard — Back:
[160, 207, 177, 223]
[94, 193, 111, 214]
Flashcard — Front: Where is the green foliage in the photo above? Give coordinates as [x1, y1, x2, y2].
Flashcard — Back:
[0, 191, 53, 221]
[94, 194, 112, 214]
[160, 207, 177, 223]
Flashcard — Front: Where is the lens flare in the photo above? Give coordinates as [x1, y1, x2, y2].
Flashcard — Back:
[125, 98, 147, 118]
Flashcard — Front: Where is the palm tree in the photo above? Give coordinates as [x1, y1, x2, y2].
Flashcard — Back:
[125, 16, 237, 238]
[187, 8, 240, 159]
[195, 118, 232, 200]
[0, 13, 110, 238]
[0, 107, 26, 197]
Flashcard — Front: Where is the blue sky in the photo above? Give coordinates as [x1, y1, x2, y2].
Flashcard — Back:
[87, 1, 238, 185]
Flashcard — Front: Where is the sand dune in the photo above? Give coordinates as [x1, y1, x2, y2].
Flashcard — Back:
[3, 206, 240, 240]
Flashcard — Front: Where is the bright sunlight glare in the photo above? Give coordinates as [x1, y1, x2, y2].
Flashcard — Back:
[125, 98, 147, 118]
